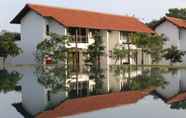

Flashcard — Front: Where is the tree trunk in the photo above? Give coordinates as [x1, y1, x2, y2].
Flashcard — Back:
[2, 57, 6, 69]
[98, 55, 101, 72]
[75, 28, 79, 96]
[120, 58, 122, 65]
[141, 48, 144, 65]
[127, 35, 130, 65]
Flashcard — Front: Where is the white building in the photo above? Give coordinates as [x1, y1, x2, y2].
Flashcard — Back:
[10, 3, 153, 67]
[154, 16, 186, 64]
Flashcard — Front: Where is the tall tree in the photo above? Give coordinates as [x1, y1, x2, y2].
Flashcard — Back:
[131, 33, 165, 65]
[0, 32, 22, 66]
[84, 31, 105, 92]
[145, 34, 165, 64]
[130, 33, 149, 65]
[163, 45, 185, 65]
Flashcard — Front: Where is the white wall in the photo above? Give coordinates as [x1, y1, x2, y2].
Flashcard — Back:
[156, 71, 181, 98]
[46, 18, 66, 35]
[7, 11, 46, 64]
[7, 11, 67, 65]
[155, 21, 180, 64]
[17, 66, 48, 115]
[18, 66, 68, 115]
[179, 29, 186, 63]
[155, 21, 180, 49]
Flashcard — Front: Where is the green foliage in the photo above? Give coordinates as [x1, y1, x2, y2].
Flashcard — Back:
[113, 47, 128, 64]
[130, 67, 166, 90]
[131, 33, 165, 64]
[36, 65, 67, 93]
[0, 69, 22, 93]
[171, 101, 186, 109]
[131, 33, 149, 48]
[0, 32, 23, 65]
[36, 33, 71, 64]
[131, 33, 166, 63]
[166, 8, 186, 20]
[144, 34, 165, 64]
[84, 31, 105, 92]
[112, 66, 167, 91]
[163, 46, 185, 65]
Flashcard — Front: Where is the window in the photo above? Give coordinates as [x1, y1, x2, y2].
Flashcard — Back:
[46, 24, 50, 35]
[109, 50, 112, 57]
[68, 28, 76, 36]
[67, 28, 88, 43]
[120, 32, 128, 44]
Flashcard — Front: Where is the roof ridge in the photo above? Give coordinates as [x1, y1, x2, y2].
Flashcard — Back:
[11, 3, 153, 33]
[27, 3, 137, 20]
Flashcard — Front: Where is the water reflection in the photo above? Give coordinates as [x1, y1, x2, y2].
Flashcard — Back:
[16, 65, 170, 116]
[155, 68, 186, 110]
[0, 68, 22, 93]
[3, 65, 186, 117]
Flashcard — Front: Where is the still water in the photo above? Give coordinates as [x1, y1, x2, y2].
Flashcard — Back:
[1, 65, 186, 118]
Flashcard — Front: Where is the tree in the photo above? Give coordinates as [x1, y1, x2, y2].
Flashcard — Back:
[131, 33, 149, 65]
[36, 33, 71, 64]
[145, 34, 165, 64]
[166, 8, 186, 20]
[36, 65, 67, 93]
[129, 67, 166, 90]
[84, 31, 105, 92]
[163, 46, 185, 65]
[113, 47, 128, 65]
[0, 32, 22, 66]
[0, 69, 22, 93]
[131, 33, 165, 64]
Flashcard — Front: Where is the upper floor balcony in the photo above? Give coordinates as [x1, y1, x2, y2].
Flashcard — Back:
[66, 28, 95, 49]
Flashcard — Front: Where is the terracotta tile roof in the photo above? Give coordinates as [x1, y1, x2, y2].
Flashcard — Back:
[36, 90, 151, 118]
[167, 91, 186, 104]
[154, 16, 186, 29]
[166, 16, 186, 29]
[11, 4, 153, 33]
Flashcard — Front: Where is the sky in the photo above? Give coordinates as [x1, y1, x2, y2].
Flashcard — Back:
[1, 0, 186, 32]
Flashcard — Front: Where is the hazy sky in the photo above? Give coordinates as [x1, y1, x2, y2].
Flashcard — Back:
[1, 0, 186, 32]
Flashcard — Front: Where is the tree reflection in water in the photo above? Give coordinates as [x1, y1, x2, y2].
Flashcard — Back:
[171, 101, 186, 109]
[36, 65, 169, 98]
[0, 68, 22, 93]
[36, 65, 68, 93]
[112, 65, 167, 91]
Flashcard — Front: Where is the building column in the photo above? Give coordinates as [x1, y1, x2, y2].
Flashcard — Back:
[106, 31, 110, 92]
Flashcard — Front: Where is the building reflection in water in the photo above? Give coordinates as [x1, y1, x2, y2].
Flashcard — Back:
[155, 68, 186, 110]
[17, 65, 172, 116]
